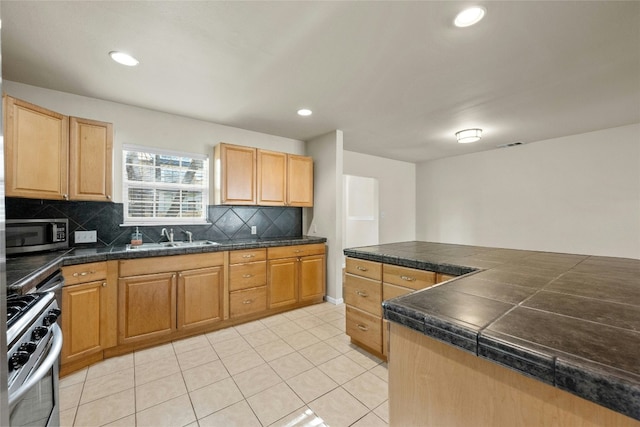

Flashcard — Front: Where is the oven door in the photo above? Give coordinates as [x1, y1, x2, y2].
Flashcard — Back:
[9, 324, 62, 427]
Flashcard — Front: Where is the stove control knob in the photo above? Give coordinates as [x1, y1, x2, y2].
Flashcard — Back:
[19, 342, 37, 354]
[32, 326, 48, 341]
[9, 351, 30, 371]
[42, 314, 58, 326]
[49, 308, 62, 317]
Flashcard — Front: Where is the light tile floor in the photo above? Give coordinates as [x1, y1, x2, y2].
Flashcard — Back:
[60, 302, 389, 427]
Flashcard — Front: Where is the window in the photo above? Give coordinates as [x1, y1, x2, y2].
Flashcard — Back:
[123, 145, 208, 224]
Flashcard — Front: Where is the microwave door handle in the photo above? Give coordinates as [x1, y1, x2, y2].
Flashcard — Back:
[8, 324, 63, 409]
[50, 223, 58, 242]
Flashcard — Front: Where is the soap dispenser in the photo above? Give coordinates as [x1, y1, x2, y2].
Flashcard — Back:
[131, 227, 143, 246]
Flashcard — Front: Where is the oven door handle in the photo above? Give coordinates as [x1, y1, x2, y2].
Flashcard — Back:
[8, 324, 63, 409]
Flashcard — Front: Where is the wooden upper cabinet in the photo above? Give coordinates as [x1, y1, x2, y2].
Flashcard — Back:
[4, 96, 69, 199]
[257, 149, 287, 206]
[287, 154, 313, 207]
[215, 143, 256, 205]
[69, 117, 113, 201]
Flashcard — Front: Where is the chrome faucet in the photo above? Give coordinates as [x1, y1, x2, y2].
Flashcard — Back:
[183, 230, 193, 243]
[161, 228, 174, 242]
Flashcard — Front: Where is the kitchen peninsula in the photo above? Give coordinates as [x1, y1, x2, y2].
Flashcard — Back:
[344, 241, 640, 426]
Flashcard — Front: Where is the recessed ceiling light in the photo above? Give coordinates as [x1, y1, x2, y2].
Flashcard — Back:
[454, 6, 486, 28]
[109, 51, 139, 66]
[456, 128, 483, 143]
[297, 109, 312, 116]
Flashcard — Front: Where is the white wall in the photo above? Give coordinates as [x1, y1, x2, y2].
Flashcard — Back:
[343, 150, 416, 244]
[306, 131, 343, 303]
[416, 123, 640, 259]
[4, 81, 305, 202]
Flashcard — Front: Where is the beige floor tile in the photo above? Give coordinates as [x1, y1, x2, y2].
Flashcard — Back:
[254, 338, 295, 361]
[189, 377, 244, 419]
[74, 388, 135, 427]
[59, 406, 76, 427]
[211, 336, 251, 358]
[59, 382, 83, 411]
[243, 328, 280, 347]
[296, 315, 325, 329]
[304, 303, 335, 315]
[86, 354, 134, 381]
[282, 330, 321, 351]
[135, 372, 187, 411]
[281, 308, 311, 320]
[321, 310, 345, 323]
[198, 400, 262, 427]
[345, 348, 382, 369]
[60, 368, 87, 389]
[318, 355, 366, 385]
[135, 355, 180, 386]
[260, 313, 290, 327]
[327, 318, 346, 331]
[369, 364, 388, 382]
[136, 394, 196, 427]
[183, 422, 199, 427]
[177, 345, 219, 371]
[308, 387, 369, 427]
[343, 372, 388, 409]
[269, 320, 304, 338]
[79, 368, 135, 405]
[267, 406, 328, 427]
[234, 319, 267, 335]
[134, 343, 175, 366]
[221, 348, 265, 375]
[233, 364, 282, 397]
[103, 414, 136, 426]
[374, 400, 389, 423]
[182, 359, 229, 392]
[298, 342, 341, 366]
[268, 352, 314, 380]
[286, 367, 339, 403]
[247, 382, 305, 426]
[206, 326, 241, 344]
[172, 334, 211, 354]
[324, 334, 357, 354]
[307, 323, 343, 340]
[351, 412, 388, 427]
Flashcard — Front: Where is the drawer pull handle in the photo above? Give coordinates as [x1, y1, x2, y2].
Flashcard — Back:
[356, 266, 368, 272]
[242, 299, 253, 304]
[242, 274, 253, 278]
[357, 324, 369, 332]
[356, 290, 369, 297]
[72, 271, 95, 277]
[242, 254, 256, 258]
[401, 275, 416, 281]
[294, 250, 303, 253]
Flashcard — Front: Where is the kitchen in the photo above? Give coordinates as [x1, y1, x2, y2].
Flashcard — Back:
[0, 1, 639, 427]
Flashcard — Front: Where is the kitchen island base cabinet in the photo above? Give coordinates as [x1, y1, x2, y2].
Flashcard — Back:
[389, 322, 640, 427]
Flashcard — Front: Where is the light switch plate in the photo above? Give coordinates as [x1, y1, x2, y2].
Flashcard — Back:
[75, 230, 97, 243]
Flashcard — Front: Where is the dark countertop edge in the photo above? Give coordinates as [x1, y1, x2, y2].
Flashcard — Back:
[348, 249, 640, 421]
[9, 236, 327, 294]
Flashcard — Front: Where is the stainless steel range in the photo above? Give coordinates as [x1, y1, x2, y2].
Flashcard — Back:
[6, 291, 62, 427]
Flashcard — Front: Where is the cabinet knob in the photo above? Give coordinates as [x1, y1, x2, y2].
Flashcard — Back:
[106, 195, 111, 200]
[102, 282, 107, 287]
[63, 194, 68, 200]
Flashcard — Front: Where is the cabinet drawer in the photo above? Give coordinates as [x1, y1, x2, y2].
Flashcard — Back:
[230, 286, 267, 318]
[383, 264, 435, 291]
[229, 261, 267, 291]
[229, 248, 266, 264]
[63, 262, 107, 285]
[437, 273, 458, 283]
[346, 306, 382, 352]
[382, 283, 414, 301]
[267, 243, 325, 259]
[119, 252, 224, 277]
[345, 258, 382, 281]
[344, 274, 382, 316]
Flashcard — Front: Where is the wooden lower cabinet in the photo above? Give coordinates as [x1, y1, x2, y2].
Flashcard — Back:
[299, 254, 325, 301]
[177, 266, 223, 330]
[268, 257, 298, 308]
[230, 286, 267, 318]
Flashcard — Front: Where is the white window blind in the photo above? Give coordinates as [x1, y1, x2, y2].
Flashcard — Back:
[123, 145, 209, 225]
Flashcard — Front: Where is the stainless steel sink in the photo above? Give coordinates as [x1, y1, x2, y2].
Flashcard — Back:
[126, 240, 220, 250]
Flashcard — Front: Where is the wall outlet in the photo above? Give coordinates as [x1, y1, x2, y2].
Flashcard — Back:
[75, 230, 97, 243]
[251, 226, 257, 235]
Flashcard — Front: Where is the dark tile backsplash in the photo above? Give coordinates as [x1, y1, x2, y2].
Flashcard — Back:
[5, 198, 302, 247]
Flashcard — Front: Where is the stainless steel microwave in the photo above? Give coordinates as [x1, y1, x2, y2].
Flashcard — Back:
[6, 218, 69, 255]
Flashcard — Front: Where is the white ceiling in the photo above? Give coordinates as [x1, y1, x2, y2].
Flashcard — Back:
[2, 1, 639, 163]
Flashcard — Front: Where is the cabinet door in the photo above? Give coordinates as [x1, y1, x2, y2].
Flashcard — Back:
[118, 272, 176, 344]
[268, 258, 297, 308]
[216, 143, 256, 205]
[287, 155, 313, 207]
[4, 96, 69, 200]
[299, 254, 325, 302]
[257, 149, 286, 206]
[61, 280, 105, 364]
[177, 266, 223, 331]
[69, 117, 113, 201]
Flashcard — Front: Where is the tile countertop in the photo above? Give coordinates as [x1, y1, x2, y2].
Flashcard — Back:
[7, 236, 327, 295]
[343, 241, 640, 422]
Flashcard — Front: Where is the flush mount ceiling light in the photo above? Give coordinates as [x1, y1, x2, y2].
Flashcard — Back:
[109, 51, 139, 66]
[297, 109, 313, 116]
[456, 128, 483, 143]
[454, 6, 486, 27]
